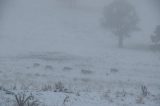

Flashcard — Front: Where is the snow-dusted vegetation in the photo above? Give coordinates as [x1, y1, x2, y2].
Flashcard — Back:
[0, 0, 160, 106]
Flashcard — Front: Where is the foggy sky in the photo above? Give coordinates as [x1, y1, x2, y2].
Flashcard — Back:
[151, 0, 160, 18]
[0, 0, 160, 56]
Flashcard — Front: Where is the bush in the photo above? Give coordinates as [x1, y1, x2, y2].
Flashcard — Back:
[55, 81, 65, 92]
[63, 66, 72, 71]
[33, 63, 40, 68]
[110, 68, 119, 73]
[45, 65, 53, 70]
[81, 69, 93, 74]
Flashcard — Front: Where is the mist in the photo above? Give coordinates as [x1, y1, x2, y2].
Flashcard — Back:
[0, 0, 159, 56]
[0, 0, 160, 105]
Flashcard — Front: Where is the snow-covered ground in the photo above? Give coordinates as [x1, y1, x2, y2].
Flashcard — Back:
[0, 0, 160, 106]
[0, 51, 160, 106]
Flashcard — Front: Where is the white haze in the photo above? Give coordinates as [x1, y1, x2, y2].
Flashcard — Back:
[0, 1, 160, 105]
[0, 0, 159, 56]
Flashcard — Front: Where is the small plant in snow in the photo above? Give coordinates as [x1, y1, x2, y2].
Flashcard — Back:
[102, 90, 113, 103]
[14, 92, 39, 106]
[42, 84, 53, 91]
[141, 85, 149, 97]
[63, 95, 70, 106]
[54, 81, 65, 92]
[136, 85, 149, 104]
[115, 89, 126, 97]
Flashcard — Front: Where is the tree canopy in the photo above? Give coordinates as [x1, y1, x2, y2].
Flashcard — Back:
[103, 0, 139, 47]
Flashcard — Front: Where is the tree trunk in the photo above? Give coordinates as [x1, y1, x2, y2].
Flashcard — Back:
[118, 35, 123, 48]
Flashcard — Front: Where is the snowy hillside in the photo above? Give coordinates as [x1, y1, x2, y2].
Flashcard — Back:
[0, 51, 160, 106]
[0, 0, 160, 106]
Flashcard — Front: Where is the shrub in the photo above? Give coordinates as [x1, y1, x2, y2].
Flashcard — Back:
[63, 66, 72, 71]
[55, 81, 65, 92]
[33, 63, 40, 68]
[45, 65, 53, 70]
[110, 68, 119, 73]
[81, 69, 93, 74]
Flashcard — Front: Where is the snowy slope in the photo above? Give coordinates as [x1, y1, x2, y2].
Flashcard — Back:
[0, 50, 160, 106]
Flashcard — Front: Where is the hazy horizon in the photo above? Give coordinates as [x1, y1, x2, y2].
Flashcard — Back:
[0, 0, 159, 56]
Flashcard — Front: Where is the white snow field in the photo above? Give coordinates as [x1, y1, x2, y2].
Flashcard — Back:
[0, 0, 160, 106]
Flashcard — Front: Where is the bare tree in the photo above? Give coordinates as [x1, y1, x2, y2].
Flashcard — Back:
[102, 0, 139, 48]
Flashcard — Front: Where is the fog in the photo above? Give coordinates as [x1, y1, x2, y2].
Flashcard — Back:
[0, 1, 160, 105]
[0, 0, 159, 56]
